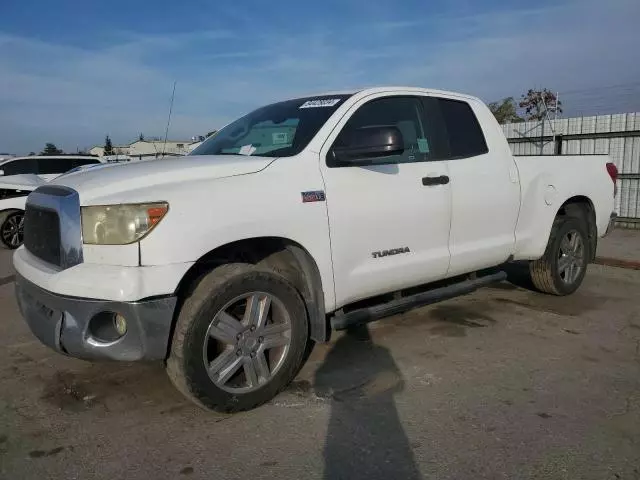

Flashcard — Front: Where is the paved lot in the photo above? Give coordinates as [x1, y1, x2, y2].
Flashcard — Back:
[595, 228, 640, 267]
[1, 248, 639, 479]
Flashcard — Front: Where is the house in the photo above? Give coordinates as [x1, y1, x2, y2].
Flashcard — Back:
[89, 139, 196, 160]
[89, 144, 129, 157]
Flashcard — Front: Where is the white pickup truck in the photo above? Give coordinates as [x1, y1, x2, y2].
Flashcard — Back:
[14, 87, 617, 412]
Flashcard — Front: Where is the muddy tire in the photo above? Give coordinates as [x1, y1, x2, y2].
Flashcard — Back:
[166, 263, 309, 413]
[530, 216, 590, 295]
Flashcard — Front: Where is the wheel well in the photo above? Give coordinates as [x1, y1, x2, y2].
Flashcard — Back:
[172, 237, 328, 346]
[0, 208, 24, 215]
[0, 209, 24, 223]
[556, 196, 597, 260]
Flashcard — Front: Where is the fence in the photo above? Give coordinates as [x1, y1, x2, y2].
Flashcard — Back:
[502, 113, 640, 228]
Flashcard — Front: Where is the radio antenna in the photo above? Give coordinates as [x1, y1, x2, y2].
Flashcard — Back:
[162, 81, 177, 158]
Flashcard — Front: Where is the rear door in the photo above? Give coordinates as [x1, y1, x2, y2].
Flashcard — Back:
[437, 97, 521, 276]
[320, 94, 452, 308]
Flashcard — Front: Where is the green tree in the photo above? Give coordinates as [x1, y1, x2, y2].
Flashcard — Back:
[104, 135, 114, 156]
[519, 89, 562, 121]
[28, 152, 36, 156]
[488, 97, 523, 124]
[41, 143, 63, 155]
[206, 130, 218, 138]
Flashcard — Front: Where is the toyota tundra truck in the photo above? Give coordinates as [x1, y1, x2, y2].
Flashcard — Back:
[14, 87, 618, 412]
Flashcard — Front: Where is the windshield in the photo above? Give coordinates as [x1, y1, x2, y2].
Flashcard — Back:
[191, 94, 352, 158]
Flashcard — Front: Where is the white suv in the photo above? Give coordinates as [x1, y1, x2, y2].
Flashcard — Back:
[0, 156, 102, 249]
[0, 155, 101, 182]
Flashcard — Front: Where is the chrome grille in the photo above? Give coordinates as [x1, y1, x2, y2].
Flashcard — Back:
[24, 206, 61, 265]
[24, 185, 83, 269]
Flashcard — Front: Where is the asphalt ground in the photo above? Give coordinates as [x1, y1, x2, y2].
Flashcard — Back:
[1, 248, 639, 480]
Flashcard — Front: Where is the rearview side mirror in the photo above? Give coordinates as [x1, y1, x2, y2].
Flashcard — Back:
[331, 125, 404, 164]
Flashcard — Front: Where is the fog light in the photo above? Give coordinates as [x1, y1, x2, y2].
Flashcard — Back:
[113, 314, 127, 336]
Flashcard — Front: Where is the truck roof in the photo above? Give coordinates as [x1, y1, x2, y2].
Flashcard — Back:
[305, 86, 481, 103]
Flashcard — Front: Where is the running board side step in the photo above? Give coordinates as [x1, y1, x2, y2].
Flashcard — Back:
[330, 271, 507, 331]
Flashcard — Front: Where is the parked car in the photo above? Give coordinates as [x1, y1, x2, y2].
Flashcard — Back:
[0, 163, 107, 249]
[0, 175, 45, 249]
[14, 87, 617, 413]
[0, 155, 102, 182]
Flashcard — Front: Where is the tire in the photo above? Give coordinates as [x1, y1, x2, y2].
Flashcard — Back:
[166, 263, 309, 412]
[0, 211, 24, 250]
[529, 216, 590, 295]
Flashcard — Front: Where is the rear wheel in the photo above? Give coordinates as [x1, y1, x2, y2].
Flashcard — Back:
[0, 211, 24, 249]
[530, 216, 590, 295]
[167, 263, 309, 412]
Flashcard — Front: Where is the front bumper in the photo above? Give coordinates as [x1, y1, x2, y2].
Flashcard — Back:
[15, 274, 177, 361]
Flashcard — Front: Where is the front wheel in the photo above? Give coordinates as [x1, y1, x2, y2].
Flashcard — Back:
[167, 263, 309, 412]
[529, 216, 590, 295]
[1, 211, 24, 249]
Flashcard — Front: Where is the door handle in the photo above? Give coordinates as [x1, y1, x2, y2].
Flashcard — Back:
[422, 175, 450, 186]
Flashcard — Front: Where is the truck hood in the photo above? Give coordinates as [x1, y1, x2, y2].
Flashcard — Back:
[50, 155, 276, 202]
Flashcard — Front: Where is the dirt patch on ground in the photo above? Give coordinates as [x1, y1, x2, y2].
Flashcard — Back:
[39, 363, 184, 413]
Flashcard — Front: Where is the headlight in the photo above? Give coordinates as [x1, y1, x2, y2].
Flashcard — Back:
[81, 202, 168, 245]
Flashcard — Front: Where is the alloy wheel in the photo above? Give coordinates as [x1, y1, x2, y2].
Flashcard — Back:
[203, 292, 292, 393]
[557, 229, 585, 285]
[1, 213, 24, 248]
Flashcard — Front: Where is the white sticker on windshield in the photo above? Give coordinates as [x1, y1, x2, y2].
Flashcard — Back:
[272, 132, 288, 144]
[239, 144, 257, 156]
[299, 98, 342, 109]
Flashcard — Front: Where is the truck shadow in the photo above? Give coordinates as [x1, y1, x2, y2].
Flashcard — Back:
[501, 261, 538, 291]
[314, 325, 422, 480]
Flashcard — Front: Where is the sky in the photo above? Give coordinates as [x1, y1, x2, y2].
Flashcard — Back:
[1, 0, 639, 154]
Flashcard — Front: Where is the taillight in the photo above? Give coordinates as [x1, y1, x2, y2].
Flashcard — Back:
[606, 162, 618, 196]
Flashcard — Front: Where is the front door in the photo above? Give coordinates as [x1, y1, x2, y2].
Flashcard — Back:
[320, 94, 452, 308]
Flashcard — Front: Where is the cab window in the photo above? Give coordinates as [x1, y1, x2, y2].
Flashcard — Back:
[328, 96, 436, 167]
[437, 99, 488, 159]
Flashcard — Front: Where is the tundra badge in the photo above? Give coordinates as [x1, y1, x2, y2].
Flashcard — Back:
[372, 247, 411, 258]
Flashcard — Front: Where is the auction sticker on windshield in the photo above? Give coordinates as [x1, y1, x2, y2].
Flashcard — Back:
[299, 98, 342, 109]
[239, 144, 257, 156]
